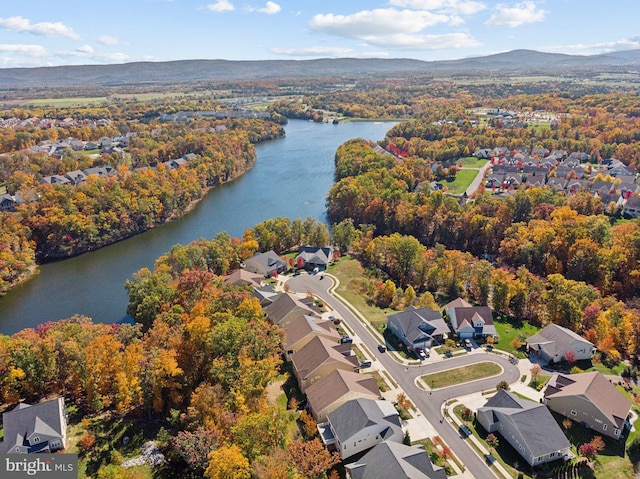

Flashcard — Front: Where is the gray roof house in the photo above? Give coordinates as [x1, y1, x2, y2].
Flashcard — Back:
[282, 314, 341, 358]
[320, 398, 404, 460]
[0, 397, 68, 454]
[445, 298, 496, 340]
[64, 170, 87, 186]
[0, 193, 16, 212]
[243, 250, 288, 277]
[295, 246, 333, 271]
[623, 196, 640, 218]
[477, 389, 570, 466]
[263, 292, 316, 326]
[345, 441, 446, 479]
[386, 306, 449, 350]
[526, 324, 594, 364]
[544, 372, 632, 440]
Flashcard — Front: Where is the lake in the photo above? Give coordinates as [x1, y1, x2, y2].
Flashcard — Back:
[0, 119, 395, 334]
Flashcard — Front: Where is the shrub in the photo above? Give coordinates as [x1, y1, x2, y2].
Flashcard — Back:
[79, 432, 96, 451]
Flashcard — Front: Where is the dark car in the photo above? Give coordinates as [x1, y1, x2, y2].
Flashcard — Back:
[377, 344, 386, 353]
[359, 360, 372, 368]
[341, 336, 353, 344]
[459, 425, 472, 438]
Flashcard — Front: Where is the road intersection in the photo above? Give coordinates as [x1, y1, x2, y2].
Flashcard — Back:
[285, 272, 526, 479]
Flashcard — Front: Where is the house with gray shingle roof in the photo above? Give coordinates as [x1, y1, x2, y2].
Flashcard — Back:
[387, 306, 449, 350]
[477, 389, 570, 466]
[243, 250, 287, 278]
[526, 324, 594, 364]
[544, 371, 631, 440]
[445, 298, 496, 340]
[282, 314, 340, 358]
[295, 246, 333, 271]
[263, 292, 316, 326]
[346, 441, 446, 479]
[624, 196, 640, 218]
[0, 397, 67, 454]
[321, 398, 404, 460]
[306, 369, 380, 421]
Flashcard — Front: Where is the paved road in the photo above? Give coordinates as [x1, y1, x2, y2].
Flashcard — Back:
[462, 161, 492, 196]
[287, 273, 520, 479]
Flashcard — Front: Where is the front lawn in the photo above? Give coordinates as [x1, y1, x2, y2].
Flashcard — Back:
[421, 362, 502, 389]
[492, 314, 539, 357]
[441, 169, 478, 195]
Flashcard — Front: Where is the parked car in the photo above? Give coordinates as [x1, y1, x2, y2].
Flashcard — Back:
[459, 425, 472, 438]
[341, 336, 353, 344]
[464, 338, 472, 349]
[359, 360, 372, 368]
[377, 344, 386, 353]
[416, 348, 427, 359]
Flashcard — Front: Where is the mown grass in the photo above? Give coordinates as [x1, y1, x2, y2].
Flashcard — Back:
[327, 256, 393, 332]
[442, 168, 478, 195]
[492, 314, 539, 357]
[422, 362, 502, 389]
[458, 156, 489, 169]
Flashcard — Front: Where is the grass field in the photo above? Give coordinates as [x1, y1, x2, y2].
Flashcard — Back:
[422, 362, 502, 389]
[458, 156, 489, 169]
[492, 314, 539, 356]
[327, 256, 393, 332]
[442, 168, 477, 195]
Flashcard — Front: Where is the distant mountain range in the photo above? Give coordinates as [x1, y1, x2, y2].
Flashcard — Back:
[1, 49, 640, 88]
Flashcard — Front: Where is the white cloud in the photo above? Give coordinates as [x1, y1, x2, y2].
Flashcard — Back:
[541, 36, 640, 56]
[97, 35, 120, 46]
[207, 0, 234, 12]
[0, 16, 79, 39]
[256, 2, 281, 14]
[363, 32, 480, 50]
[270, 46, 355, 57]
[389, 0, 486, 15]
[310, 8, 451, 37]
[0, 44, 47, 57]
[76, 44, 94, 54]
[486, 1, 546, 28]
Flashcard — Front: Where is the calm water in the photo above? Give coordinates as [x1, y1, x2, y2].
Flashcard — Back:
[0, 120, 395, 334]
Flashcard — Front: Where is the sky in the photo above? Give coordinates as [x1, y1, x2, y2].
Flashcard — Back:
[0, 0, 639, 68]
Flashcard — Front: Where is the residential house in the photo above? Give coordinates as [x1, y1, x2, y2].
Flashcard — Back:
[477, 389, 570, 466]
[0, 397, 68, 454]
[40, 175, 71, 186]
[596, 192, 623, 211]
[544, 371, 632, 440]
[223, 269, 263, 288]
[83, 166, 117, 178]
[163, 158, 188, 169]
[546, 177, 568, 191]
[0, 193, 16, 212]
[243, 250, 288, 277]
[295, 245, 333, 271]
[64, 170, 87, 186]
[345, 441, 446, 479]
[445, 298, 496, 340]
[85, 141, 99, 150]
[525, 176, 545, 187]
[386, 306, 449, 350]
[290, 336, 359, 393]
[70, 139, 85, 151]
[252, 284, 279, 307]
[282, 314, 340, 358]
[306, 369, 381, 421]
[263, 292, 316, 326]
[320, 398, 404, 460]
[624, 196, 640, 218]
[526, 324, 595, 364]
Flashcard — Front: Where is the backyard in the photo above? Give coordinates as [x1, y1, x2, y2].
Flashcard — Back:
[441, 168, 478, 195]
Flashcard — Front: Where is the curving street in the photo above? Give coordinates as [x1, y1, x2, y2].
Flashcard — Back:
[286, 273, 521, 479]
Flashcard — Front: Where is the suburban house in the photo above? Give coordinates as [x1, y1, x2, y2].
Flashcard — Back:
[306, 369, 381, 421]
[295, 246, 333, 271]
[477, 389, 571, 466]
[243, 250, 288, 277]
[623, 196, 640, 218]
[445, 298, 496, 340]
[290, 336, 359, 393]
[223, 269, 263, 288]
[386, 306, 449, 350]
[544, 372, 632, 440]
[252, 284, 279, 306]
[319, 398, 404, 460]
[526, 324, 595, 364]
[345, 441, 446, 479]
[282, 314, 341, 358]
[263, 293, 317, 326]
[0, 193, 16, 212]
[0, 397, 68, 454]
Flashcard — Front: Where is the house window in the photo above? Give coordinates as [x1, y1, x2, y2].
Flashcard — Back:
[603, 424, 608, 431]
[33, 436, 40, 444]
[550, 452, 556, 457]
[50, 440, 61, 449]
[571, 410, 577, 416]
[614, 429, 620, 436]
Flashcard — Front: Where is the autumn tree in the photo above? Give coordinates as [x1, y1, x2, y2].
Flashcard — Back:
[205, 445, 251, 479]
[286, 438, 340, 479]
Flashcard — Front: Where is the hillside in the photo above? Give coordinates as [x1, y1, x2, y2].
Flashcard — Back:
[1, 49, 640, 88]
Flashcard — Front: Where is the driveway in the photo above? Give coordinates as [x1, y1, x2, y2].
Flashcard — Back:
[286, 273, 520, 479]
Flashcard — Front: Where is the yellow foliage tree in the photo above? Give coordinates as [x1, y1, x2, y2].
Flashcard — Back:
[204, 445, 251, 479]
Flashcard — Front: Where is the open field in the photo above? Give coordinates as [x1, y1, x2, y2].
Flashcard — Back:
[492, 314, 539, 357]
[422, 362, 502, 389]
[458, 156, 488, 169]
[442, 168, 477, 194]
[24, 97, 109, 107]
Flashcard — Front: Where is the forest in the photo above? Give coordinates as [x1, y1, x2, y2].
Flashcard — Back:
[0, 97, 284, 291]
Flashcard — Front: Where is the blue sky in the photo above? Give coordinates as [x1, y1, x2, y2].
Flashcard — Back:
[1, 0, 639, 68]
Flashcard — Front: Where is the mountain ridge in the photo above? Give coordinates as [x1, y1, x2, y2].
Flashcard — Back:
[1, 49, 640, 88]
